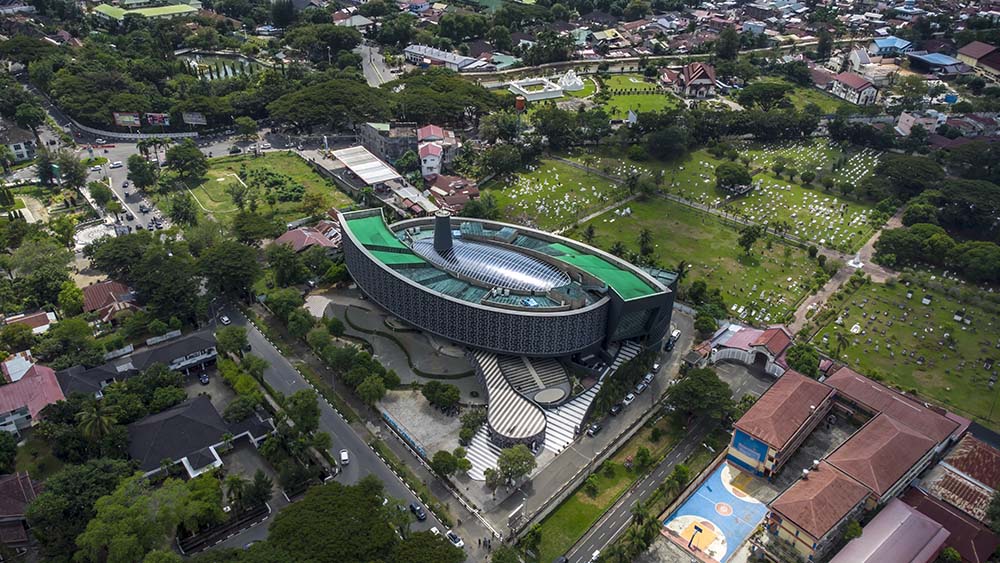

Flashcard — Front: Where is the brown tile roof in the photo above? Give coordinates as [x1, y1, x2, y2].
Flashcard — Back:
[902, 488, 1000, 563]
[834, 72, 874, 91]
[958, 41, 998, 60]
[0, 472, 41, 520]
[734, 370, 833, 450]
[825, 366, 959, 442]
[922, 434, 1000, 522]
[827, 414, 937, 496]
[751, 326, 792, 356]
[683, 62, 716, 84]
[980, 51, 1000, 72]
[3, 311, 54, 330]
[942, 434, 1000, 490]
[82, 280, 132, 313]
[770, 461, 870, 539]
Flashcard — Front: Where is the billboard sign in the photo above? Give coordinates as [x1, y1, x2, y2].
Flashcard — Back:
[112, 112, 141, 127]
[145, 112, 170, 126]
[182, 112, 207, 125]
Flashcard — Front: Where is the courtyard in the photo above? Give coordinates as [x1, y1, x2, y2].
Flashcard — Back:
[811, 274, 1000, 431]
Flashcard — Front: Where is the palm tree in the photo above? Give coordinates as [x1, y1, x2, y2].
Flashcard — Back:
[0, 145, 15, 174]
[76, 401, 119, 444]
[602, 543, 629, 563]
[675, 260, 689, 283]
[582, 224, 596, 244]
[225, 474, 249, 511]
[222, 432, 234, 451]
[609, 241, 627, 257]
[834, 332, 850, 359]
[623, 525, 648, 558]
[630, 499, 648, 526]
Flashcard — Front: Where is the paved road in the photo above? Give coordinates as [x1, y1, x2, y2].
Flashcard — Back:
[359, 43, 394, 87]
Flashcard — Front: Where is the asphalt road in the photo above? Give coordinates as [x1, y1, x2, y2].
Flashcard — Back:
[359, 43, 394, 87]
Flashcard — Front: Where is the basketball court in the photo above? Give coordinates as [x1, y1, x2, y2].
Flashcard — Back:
[662, 462, 768, 563]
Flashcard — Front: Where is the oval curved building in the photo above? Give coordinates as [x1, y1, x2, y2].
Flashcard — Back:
[338, 209, 675, 358]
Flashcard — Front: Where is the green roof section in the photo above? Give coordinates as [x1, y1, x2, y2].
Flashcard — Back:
[369, 250, 425, 266]
[547, 243, 656, 300]
[346, 215, 410, 250]
[94, 4, 127, 18]
[94, 2, 197, 19]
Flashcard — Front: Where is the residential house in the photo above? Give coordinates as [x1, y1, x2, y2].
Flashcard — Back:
[895, 110, 946, 136]
[274, 220, 342, 253]
[768, 461, 871, 561]
[428, 174, 479, 212]
[0, 364, 65, 435]
[920, 434, 1000, 524]
[0, 118, 35, 163]
[357, 122, 418, 164]
[828, 498, 950, 563]
[127, 396, 273, 478]
[333, 11, 373, 30]
[0, 472, 43, 551]
[0, 0, 35, 14]
[661, 62, 716, 98]
[709, 324, 793, 377]
[978, 51, 1000, 81]
[869, 36, 912, 56]
[3, 311, 57, 335]
[830, 72, 878, 105]
[418, 143, 443, 177]
[403, 0, 429, 13]
[416, 124, 460, 176]
[1, 351, 34, 383]
[728, 370, 835, 477]
[83, 280, 138, 323]
[902, 488, 1000, 563]
[957, 41, 998, 69]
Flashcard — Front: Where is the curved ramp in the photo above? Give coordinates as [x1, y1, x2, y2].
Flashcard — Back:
[474, 350, 547, 445]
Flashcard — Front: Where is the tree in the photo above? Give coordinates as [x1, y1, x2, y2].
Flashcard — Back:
[266, 288, 303, 321]
[497, 444, 536, 484]
[395, 150, 420, 174]
[267, 243, 307, 287]
[484, 467, 502, 495]
[26, 458, 134, 561]
[800, 170, 816, 185]
[844, 519, 862, 540]
[490, 546, 520, 563]
[785, 343, 819, 377]
[57, 280, 84, 315]
[716, 27, 740, 60]
[988, 489, 1000, 533]
[431, 450, 459, 476]
[479, 144, 521, 177]
[285, 389, 320, 435]
[89, 182, 114, 207]
[127, 154, 158, 190]
[533, 106, 577, 151]
[938, 547, 961, 563]
[76, 400, 119, 445]
[287, 309, 316, 340]
[422, 381, 461, 409]
[816, 29, 833, 60]
[737, 81, 792, 110]
[738, 224, 763, 254]
[479, 110, 519, 144]
[56, 150, 88, 189]
[235, 116, 258, 140]
[215, 326, 249, 357]
[14, 102, 46, 139]
[168, 192, 198, 225]
[358, 374, 386, 406]
[165, 139, 208, 185]
[665, 368, 733, 422]
[389, 530, 466, 563]
[715, 162, 752, 193]
[0, 431, 15, 473]
[199, 240, 260, 297]
[894, 75, 929, 109]
[461, 192, 500, 220]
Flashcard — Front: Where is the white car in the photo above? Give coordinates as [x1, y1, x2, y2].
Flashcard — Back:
[635, 382, 648, 395]
[429, 527, 440, 536]
[590, 550, 601, 562]
[340, 449, 350, 465]
[643, 372, 655, 385]
[219, 315, 231, 325]
[95, 138, 107, 144]
[260, 142, 271, 149]
[445, 530, 464, 548]
[652, 362, 661, 372]
[622, 393, 636, 406]
[109, 161, 123, 169]
[89, 165, 102, 172]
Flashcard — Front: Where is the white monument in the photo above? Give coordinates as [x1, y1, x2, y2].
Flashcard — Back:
[558, 69, 585, 92]
[848, 252, 864, 269]
[508, 77, 564, 102]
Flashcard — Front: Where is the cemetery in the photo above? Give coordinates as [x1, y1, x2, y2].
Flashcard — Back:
[812, 273, 1000, 431]
[572, 198, 817, 325]
[486, 159, 628, 230]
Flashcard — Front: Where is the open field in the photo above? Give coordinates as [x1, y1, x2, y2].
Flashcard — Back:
[599, 74, 682, 119]
[191, 152, 354, 223]
[566, 77, 597, 98]
[485, 159, 627, 230]
[564, 140, 884, 252]
[812, 274, 1000, 431]
[568, 197, 817, 324]
[16, 433, 63, 481]
[752, 77, 850, 114]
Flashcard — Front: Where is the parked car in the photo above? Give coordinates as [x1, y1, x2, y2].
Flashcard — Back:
[652, 362, 661, 372]
[219, 315, 231, 325]
[635, 382, 648, 395]
[586, 423, 602, 437]
[609, 404, 623, 416]
[122, 181, 129, 188]
[199, 373, 210, 385]
[95, 138, 107, 144]
[445, 530, 464, 548]
[409, 503, 426, 521]
[429, 527, 440, 536]
[590, 550, 601, 562]
[622, 393, 636, 406]
[340, 449, 350, 465]
[125, 212, 134, 221]
[109, 161, 123, 169]
[260, 142, 271, 149]
[229, 146, 241, 154]
[89, 165, 102, 172]
[139, 203, 149, 213]
[643, 372, 655, 385]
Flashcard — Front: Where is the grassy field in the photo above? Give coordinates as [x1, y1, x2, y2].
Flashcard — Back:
[753, 77, 849, 114]
[16, 433, 63, 481]
[564, 140, 883, 252]
[485, 159, 627, 230]
[191, 152, 354, 223]
[566, 77, 597, 98]
[567, 197, 816, 324]
[536, 416, 685, 563]
[599, 73, 681, 119]
[812, 274, 1000, 431]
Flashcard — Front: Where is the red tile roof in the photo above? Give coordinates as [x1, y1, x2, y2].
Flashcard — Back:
[419, 143, 442, 158]
[923, 434, 1000, 522]
[683, 62, 716, 84]
[0, 364, 64, 421]
[827, 414, 937, 496]
[902, 488, 1000, 563]
[274, 222, 341, 253]
[828, 498, 950, 563]
[734, 370, 833, 450]
[0, 472, 41, 520]
[834, 72, 875, 91]
[958, 41, 998, 60]
[942, 434, 1000, 490]
[82, 280, 131, 313]
[825, 366, 960, 443]
[770, 461, 870, 539]
[417, 124, 445, 141]
[752, 326, 792, 356]
[3, 311, 54, 331]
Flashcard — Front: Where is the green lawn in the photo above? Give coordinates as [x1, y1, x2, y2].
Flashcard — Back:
[16, 433, 63, 481]
[753, 77, 850, 114]
[191, 152, 354, 224]
[484, 159, 627, 231]
[536, 416, 684, 563]
[598, 74, 682, 119]
[565, 77, 597, 98]
[564, 141, 884, 252]
[812, 274, 1000, 431]
[567, 197, 817, 324]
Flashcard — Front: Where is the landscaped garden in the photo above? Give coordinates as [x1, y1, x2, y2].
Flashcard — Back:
[810, 272, 1000, 431]
[568, 197, 818, 325]
[190, 152, 354, 223]
[597, 73, 682, 119]
[485, 159, 627, 230]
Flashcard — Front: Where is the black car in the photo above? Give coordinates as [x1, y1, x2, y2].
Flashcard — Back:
[409, 503, 426, 521]
[199, 373, 210, 385]
[610, 404, 623, 416]
[586, 423, 602, 437]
